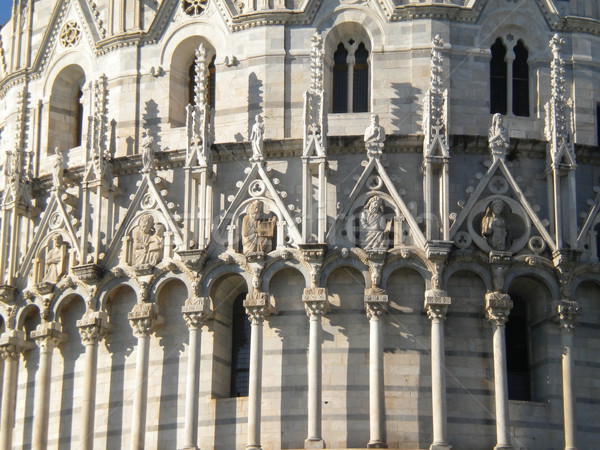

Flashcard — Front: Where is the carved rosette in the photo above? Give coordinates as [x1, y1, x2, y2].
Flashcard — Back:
[182, 297, 211, 329]
[424, 290, 451, 321]
[485, 292, 513, 326]
[243, 291, 273, 325]
[555, 299, 581, 331]
[31, 321, 67, 350]
[128, 303, 159, 338]
[77, 311, 109, 345]
[365, 289, 388, 319]
[303, 287, 329, 317]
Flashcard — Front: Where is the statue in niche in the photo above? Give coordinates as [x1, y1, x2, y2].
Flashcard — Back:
[242, 200, 276, 254]
[488, 113, 509, 156]
[132, 215, 164, 266]
[140, 130, 154, 173]
[481, 199, 510, 251]
[43, 234, 68, 283]
[250, 114, 265, 161]
[364, 114, 385, 156]
[360, 195, 391, 251]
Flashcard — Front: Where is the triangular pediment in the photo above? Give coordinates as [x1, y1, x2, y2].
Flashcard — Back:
[31, 0, 102, 75]
[213, 162, 302, 253]
[17, 190, 81, 285]
[449, 158, 556, 254]
[103, 173, 184, 267]
[328, 157, 426, 249]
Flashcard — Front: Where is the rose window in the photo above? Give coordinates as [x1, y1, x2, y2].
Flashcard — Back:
[59, 22, 81, 48]
[182, 0, 208, 16]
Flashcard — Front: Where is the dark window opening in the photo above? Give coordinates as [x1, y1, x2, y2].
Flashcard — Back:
[353, 43, 369, 113]
[75, 88, 84, 147]
[490, 38, 507, 115]
[513, 40, 530, 117]
[596, 104, 600, 146]
[332, 43, 349, 113]
[506, 297, 531, 401]
[230, 293, 250, 397]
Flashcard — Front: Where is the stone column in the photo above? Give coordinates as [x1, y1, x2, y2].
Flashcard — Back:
[77, 311, 110, 450]
[243, 291, 272, 450]
[365, 290, 388, 449]
[485, 292, 513, 450]
[303, 288, 329, 449]
[31, 322, 67, 450]
[128, 303, 160, 450]
[0, 331, 30, 450]
[424, 290, 452, 450]
[181, 297, 211, 450]
[556, 300, 581, 450]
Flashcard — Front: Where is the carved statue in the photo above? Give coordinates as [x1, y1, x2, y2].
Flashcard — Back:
[141, 130, 154, 173]
[481, 199, 510, 251]
[242, 200, 276, 254]
[364, 114, 385, 156]
[132, 215, 158, 265]
[250, 114, 265, 161]
[360, 195, 391, 251]
[488, 113, 509, 157]
[52, 150, 64, 189]
[43, 234, 67, 283]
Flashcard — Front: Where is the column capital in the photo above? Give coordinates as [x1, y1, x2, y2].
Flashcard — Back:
[303, 287, 329, 317]
[0, 330, 32, 360]
[128, 302, 160, 338]
[365, 289, 388, 319]
[424, 290, 451, 321]
[555, 299, 581, 331]
[77, 311, 110, 345]
[31, 321, 67, 350]
[485, 291, 513, 325]
[182, 297, 212, 329]
[244, 291, 273, 324]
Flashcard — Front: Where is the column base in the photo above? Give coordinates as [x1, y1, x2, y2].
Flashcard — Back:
[179, 447, 199, 450]
[367, 441, 388, 448]
[304, 438, 325, 448]
[430, 443, 452, 450]
[493, 446, 512, 449]
[246, 446, 262, 450]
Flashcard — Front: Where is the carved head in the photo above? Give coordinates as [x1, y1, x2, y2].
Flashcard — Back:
[491, 199, 505, 215]
[52, 234, 64, 247]
[492, 113, 503, 131]
[366, 195, 383, 213]
[247, 200, 264, 220]
[139, 215, 155, 234]
[370, 113, 379, 125]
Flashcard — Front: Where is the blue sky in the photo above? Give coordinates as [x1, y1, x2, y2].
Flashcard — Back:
[0, 4, 11, 28]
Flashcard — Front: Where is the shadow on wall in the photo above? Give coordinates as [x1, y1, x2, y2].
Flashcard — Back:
[390, 82, 421, 134]
[248, 72, 264, 140]
[143, 100, 163, 152]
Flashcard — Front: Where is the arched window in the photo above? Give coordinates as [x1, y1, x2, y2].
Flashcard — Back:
[512, 40, 529, 117]
[490, 38, 507, 115]
[490, 37, 530, 117]
[230, 293, 250, 397]
[505, 296, 531, 401]
[332, 40, 370, 113]
[188, 54, 216, 109]
[47, 64, 86, 154]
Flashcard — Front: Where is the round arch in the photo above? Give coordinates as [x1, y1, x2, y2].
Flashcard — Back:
[321, 255, 370, 288]
[443, 260, 493, 292]
[262, 259, 311, 292]
[505, 266, 560, 302]
[97, 278, 141, 311]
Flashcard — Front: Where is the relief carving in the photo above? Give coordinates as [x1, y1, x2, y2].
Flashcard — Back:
[242, 200, 276, 255]
[130, 215, 165, 266]
[481, 199, 510, 251]
[488, 113, 509, 159]
[360, 196, 391, 251]
[42, 234, 69, 283]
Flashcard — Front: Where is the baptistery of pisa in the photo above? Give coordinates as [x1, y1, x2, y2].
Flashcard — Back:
[1, 0, 600, 449]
